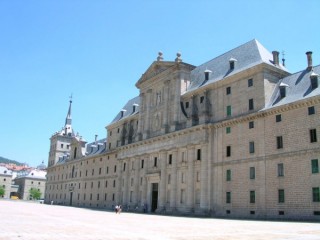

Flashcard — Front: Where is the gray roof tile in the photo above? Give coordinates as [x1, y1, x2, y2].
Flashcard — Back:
[187, 39, 287, 93]
[110, 96, 140, 124]
[264, 65, 320, 109]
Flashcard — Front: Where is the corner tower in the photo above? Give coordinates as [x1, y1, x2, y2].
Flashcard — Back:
[47, 97, 75, 167]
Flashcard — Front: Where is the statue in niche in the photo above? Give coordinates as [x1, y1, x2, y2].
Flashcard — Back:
[156, 91, 162, 105]
[152, 113, 161, 131]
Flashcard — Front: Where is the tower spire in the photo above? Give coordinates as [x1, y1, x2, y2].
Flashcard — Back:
[64, 94, 73, 136]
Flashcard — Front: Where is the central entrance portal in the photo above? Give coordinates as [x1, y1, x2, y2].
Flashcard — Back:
[151, 183, 158, 212]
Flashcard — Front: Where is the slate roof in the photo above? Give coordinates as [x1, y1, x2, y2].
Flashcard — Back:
[187, 39, 288, 93]
[85, 138, 107, 156]
[110, 96, 140, 124]
[0, 166, 12, 176]
[264, 65, 320, 110]
[15, 169, 46, 180]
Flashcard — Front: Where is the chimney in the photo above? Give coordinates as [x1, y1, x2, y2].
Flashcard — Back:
[272, 51, 279, 65]
[306, 51, 313, 71]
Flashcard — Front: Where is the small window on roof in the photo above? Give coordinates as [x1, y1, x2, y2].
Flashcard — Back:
[310, 71, 319, 89]
[229, 58, 237, 70]
[279, 87, 286, 98]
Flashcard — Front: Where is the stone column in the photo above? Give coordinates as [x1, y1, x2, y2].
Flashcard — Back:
[186, 146, 195, 212]
[170, 150, 178, 211]
[122, 159, 129, 204]
[187, 95, 194, 128]
[171, 72, 181, 131]
[143, 89, 152, 139]
[159, 151, 167, 210]
[133, 158, 140, 206]
[200, 144, 208, 211]
[162, 80, 170, 133]
[136, 93, 144, 141]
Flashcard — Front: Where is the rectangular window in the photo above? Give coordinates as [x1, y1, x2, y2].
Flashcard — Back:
[226, 146, 231, 157]
[226, 169, 231, 181]
[310, 129, 317, 143]
[226, 126, 231, 134]
[114, 165, 117, 173]
[278, 163, 284, 177]
[249, 121, 254, 129]
[181, 172, 185, 183]
[99, 168, 101, 175]
[226, 192, 231, 204]
[200, 96, 204, 103]
[123, 163, 126, 171]
[250, 167, 255, 179]
[168, 154, 172, 165]
[197, 149, 201, 160]
[250, 191, 255, 203]
[227, 105, 232, 116]
[278, 189, 285, 203]
[276, 114, 282, 122]
[248, 78, 253, 87]
[312, 187, 320, 202]
[311, 77, 318, 89]
[312, 159, 319, 174]
[226, 86, 231, 95]
[180, 189, 185, 204]
[308, 106, 315, 115]
[141, 159, 144, 169]
[154, 157, 158, 167]
[249, 98, 254, 110]
[185, 102, 189, 108]
[277, 136, 283, 149]
[249, 141, 255, 153]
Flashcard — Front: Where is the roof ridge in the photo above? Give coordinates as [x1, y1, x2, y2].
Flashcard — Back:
[196, 39, 258, 69]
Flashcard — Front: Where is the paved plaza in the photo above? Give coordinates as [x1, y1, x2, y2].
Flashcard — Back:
[0, 200, 319, 240]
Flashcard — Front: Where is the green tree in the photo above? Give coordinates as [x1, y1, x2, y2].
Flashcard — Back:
[0, 186, 5, 197]
[29, 188, 41, 200]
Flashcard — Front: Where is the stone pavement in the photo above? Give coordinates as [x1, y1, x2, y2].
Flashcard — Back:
[0, 200, 319, 240]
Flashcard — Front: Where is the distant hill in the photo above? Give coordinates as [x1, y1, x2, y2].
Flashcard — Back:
[0, 156, 25, 166]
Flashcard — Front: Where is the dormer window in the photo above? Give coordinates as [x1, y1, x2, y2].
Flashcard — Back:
[229, 58, 237, 70]
[280, 87, 286, 98]
[279, 82, 289, 99]
[204, 69, 212, 81]
[120, 109, 126, 118]
[133, 103, 139, 113]
[310, 71, 319, 90]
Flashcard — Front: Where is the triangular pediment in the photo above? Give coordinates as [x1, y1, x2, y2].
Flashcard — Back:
[136, 61, 177, 88]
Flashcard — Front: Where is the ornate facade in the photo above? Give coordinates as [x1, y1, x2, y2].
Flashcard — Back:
[45, 40, 320, 219]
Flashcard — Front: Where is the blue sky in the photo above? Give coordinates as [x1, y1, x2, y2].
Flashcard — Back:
[0, 0, 319, 167]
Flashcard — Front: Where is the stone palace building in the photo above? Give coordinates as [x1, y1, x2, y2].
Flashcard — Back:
[45, 39, 320, 220]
